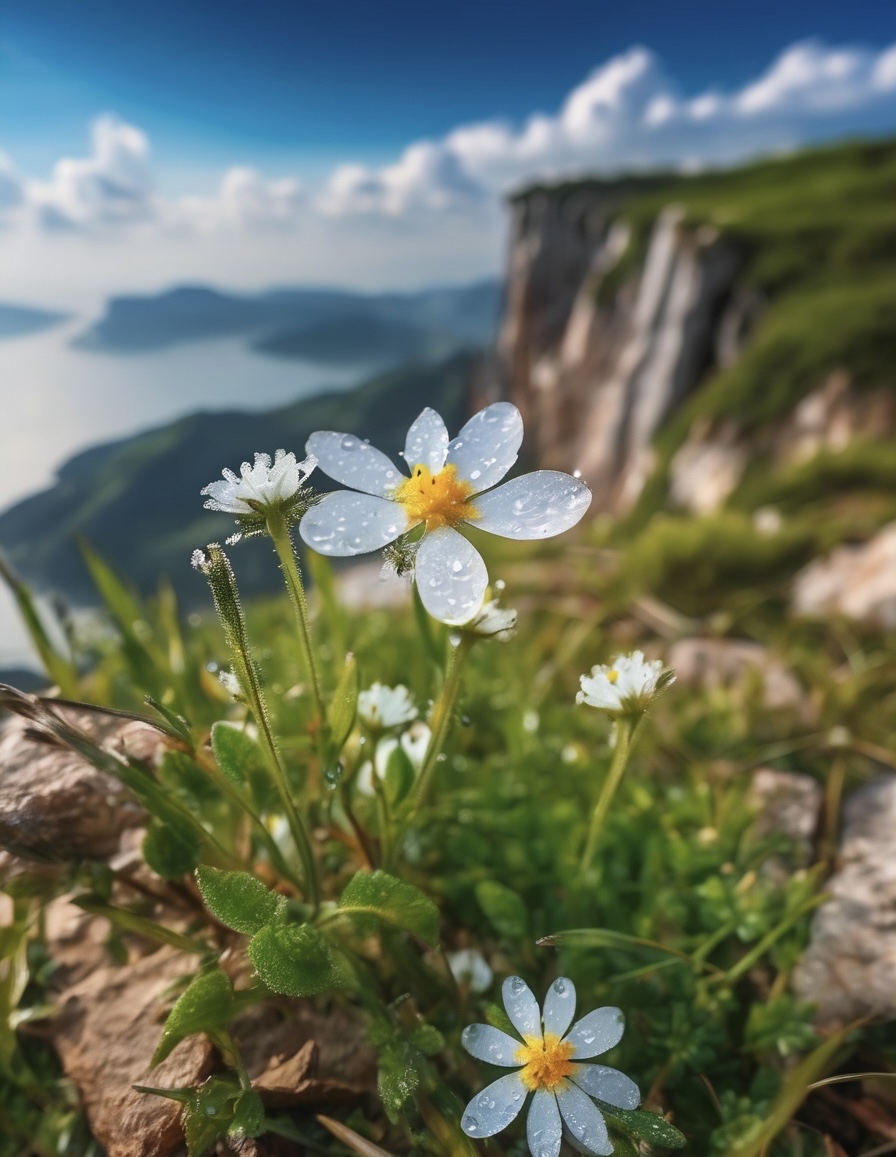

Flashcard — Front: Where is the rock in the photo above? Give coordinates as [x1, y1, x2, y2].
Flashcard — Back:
[668, 637, 810, 715]
[487, 183, 743, 513]
[792, 521, 896, 629]
[51, 945, 216, 1157]
[794, 774, 896, 1024]
[748, 768, 823, 846]
[0, 704, 159, 861]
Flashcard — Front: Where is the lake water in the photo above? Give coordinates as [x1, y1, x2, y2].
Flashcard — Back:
[0, 322, 374, 668]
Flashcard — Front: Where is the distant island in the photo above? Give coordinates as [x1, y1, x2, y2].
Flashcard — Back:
[73, 280, 501, 364]
[0, 303, 68, 340]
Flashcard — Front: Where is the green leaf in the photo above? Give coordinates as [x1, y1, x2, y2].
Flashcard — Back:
[483, 1001, 516, 1038]
[74, 895, 205, 955]
[0, 554, 78, 697]
[599, 1104, 687, 1149]
[145, 696, 193, 743]
[228, 1089, 265, 1138]
[383, 745, 415, 806]
[211, 721, 265, 790]
[475, 880, 529, 940]
[196, 866, 285, 935]
[143, 817, 201, 879]
[338, 870, 440, 945]
[377, 1041, 421, 1122]
[151, 969, 235, 1067]
[182, 1077, 240, 1157]
[248, 922, 352, 997]
[327, 652, 358, 751]
[408, 1023, 445, 1057]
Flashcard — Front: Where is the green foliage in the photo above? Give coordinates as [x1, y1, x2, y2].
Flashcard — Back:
[151, 969, 235, 1066]
[143, 816, 201, 878]
[601, 1103, 687, 1148]
[338, 870, 440, 945]
[328, 651, 359, 750]
[196, 866, 285, 934]
[248, 922, 353, 996]
[474, 879, 529, 939]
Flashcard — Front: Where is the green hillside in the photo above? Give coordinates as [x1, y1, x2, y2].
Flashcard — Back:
[0, 354, 474, 604]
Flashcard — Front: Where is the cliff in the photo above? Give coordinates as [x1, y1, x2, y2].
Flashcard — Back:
[485, 139, 896, 516]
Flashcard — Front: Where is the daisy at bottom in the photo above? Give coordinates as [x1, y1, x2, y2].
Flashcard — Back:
[461, 975, 639, 1157]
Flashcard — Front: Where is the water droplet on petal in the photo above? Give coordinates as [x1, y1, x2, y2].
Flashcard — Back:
[462, 1114, 479, 1135]
[340, 436, 355, 450]
[508, 977, 526, 996]
[451, 559, 463, 572]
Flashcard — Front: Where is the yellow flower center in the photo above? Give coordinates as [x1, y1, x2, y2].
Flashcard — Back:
[394, 463, 479, 531]
[515, 1033, 575, 1092]
[607, 669, 619, 684]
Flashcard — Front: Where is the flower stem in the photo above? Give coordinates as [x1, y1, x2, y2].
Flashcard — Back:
[265, 509, 327, 736]
[198, 545, 321, 910]
[411, 635, 473, 811]
[579, 717, 638, 876]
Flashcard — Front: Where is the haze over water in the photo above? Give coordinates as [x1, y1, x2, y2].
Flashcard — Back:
[0, 322, 373, 668]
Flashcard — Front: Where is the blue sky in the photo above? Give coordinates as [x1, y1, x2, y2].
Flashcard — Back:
[1, 1, 895, 305]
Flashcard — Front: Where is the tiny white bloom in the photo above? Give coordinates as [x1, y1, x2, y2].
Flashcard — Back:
[464, 599, 517, 641]
[576, 651, 675, 716]
[299, 404, 591, 625]
[356, 721, 432, 796]
[357, 682, 418, 731]
[201, 450, 317, 515]
[461, 976, 639, 1156]
[447, 948, 493, 994]
[218, 669, 242, 698]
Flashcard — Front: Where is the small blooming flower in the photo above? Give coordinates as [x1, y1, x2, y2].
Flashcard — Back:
[299, 404, 591, 625]
[201, 451, 317, 534]
[461, 976, 639, 1157]
[576, 651, 674, 716]
[356, 720, 432, 796]
[447, 948, 493, 994]
[463, 598, 518, 641]
[357, 682, 418, 731]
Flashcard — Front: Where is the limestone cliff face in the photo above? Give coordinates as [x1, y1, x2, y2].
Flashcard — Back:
[487, 184, 744, 512]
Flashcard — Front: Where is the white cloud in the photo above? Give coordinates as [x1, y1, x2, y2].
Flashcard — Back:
[0, 37, 894, 301]
[27, 115, 155, 230]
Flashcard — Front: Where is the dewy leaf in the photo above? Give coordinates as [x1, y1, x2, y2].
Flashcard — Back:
[475, 880, 529, 940]
[196, 866, 285, 935]
[377, 1041, 422, 1122]
[228, 1089, 266, 1138]
[327, 652, 358, 751]
[143, 817, 201, 879]
[211, 721, 267, 791]
[599, 1104, 687, 1149]
[248, 923, 353, 997]
[182, 1076, 240, 1157]
[338, 870, 440, 945]
[151, 969, 235, 1067]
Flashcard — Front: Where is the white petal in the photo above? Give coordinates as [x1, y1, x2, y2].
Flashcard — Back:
[414, 527, 487, 626]
[306, 431, 405, 497]
[446, 402, 523, 491]
[542, 977, 577, 1039]
[299, 491, 408, 556]
[404, 408, 449, 473]
[460, 1072, 528, 1139]
[571, 1064, 640, 1110]
[527, 1089, 562, 1157]
[502, 975, 542, 1040]
[556, 1083, 612, 1156]
[564, 1008, 625, 1060]
[473, 472, 592, 539]
[461, 1024, 524, 1066]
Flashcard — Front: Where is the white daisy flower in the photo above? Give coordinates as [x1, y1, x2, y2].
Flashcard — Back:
[576, 651, 675, 716]
[299, 404, 591, 625]
[357, 682, 418, 731]
[461, 975, 639, 1157]
[201, 450, 317, 515]
[447, 948, 494, 994]
[355, 720, 432, 796]
[463, 598, 517, 641]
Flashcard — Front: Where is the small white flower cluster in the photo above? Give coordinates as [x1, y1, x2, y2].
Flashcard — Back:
[357, 682, 418, 731]
[577, 651, 675, 716]
[200, 403, 590, 626]
[356, 719, 432, 797]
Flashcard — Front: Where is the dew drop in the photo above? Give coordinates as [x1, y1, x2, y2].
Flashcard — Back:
[340, 436, 356, 451]
[470, 468, 481, 480]
[553, 978, 568, 996]
[451, 559, 464, 573]
[462, 1114, 479, 1135]
[323, 762, 345, 789]
[508, 976, 527, 996]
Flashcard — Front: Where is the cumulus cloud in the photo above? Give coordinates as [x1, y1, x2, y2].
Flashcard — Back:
[27, 115, 155, 230]
[0, 37, 895, 261]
